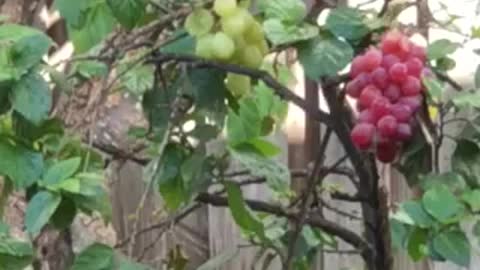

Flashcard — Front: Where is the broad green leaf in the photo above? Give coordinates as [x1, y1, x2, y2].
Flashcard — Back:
[407, 228, 428, 261]
[0, 24, 44, 42]
[422, 77, 444, 101]
[397, 135, 431, 186]
[11, 33, 51, 73]
[11, 72, 52, 125]
[263, 19, 318, 46]
[451, 90, 480, 109]
[461, 189, 480, 212]
[107, 0, 146, 29]
[156, 144, 188, 210]
[71, 243, 115, 270]
[433, 230, 470, 267]
[422, 185, 461, 222]
[235, 138, 281, 157]
[53, 0, 89, 26]
[119, 64, 154, 96]
[73, 186, 112, 222]
[181, 151, 211, 196]
[69, 3, 116, 53]
[390, 219, 411, 249]
[0, 220, 9, 236]
[452, 139, 480, 188]
[419, 172, 467, 194]
[0, 140, 44, 188]
[427, 39, 459, 60]
[400, 201, 435, 228]
[74, 60, 109, 79]
[325, 8, 370, 41]
[436, 57, 456, 71]
[230, 147, 290, 194]
[259, 0, 306, 23]
[118, 256, 152, 270]
[297, 36, 353, 79]
[42, 157, 81, 186]
[197, 248, 239, 270]
[227, 98, 263, 145]
[225, 182, 265, 237]
[0, 239, 34, 270]
[475, 65, 480, 89]
[160, 31, 195, 54]
[25, 191, 61, 237]
[50, 197, 77, 230]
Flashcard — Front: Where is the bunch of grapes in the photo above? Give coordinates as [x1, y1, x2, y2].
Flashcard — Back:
[348, 30, 428, 163]
[185, 0, 269, 97]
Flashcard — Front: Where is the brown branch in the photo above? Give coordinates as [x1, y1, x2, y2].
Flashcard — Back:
[195, 193, 372, 255]
[146, 54, 333, 127]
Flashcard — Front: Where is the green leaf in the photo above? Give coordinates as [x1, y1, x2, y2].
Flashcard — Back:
[0, 24, 45, 42]
[297, 36, 353, 80]
[0, 139, 44, 188]
[0, 239, 34, 270]
[390, 219, 411, 249]
[433, 230, 470, 267]
[422, 77, 444, 100]
[71, 243, 115, 270]
[119, 64, 154, 96]
[451, 90, 480, 109]
[160, 31, 195, 54]
[74, 60, 109, 79]
[117, 255, 152, 270]
[230, 147, 290, 194]
[73, 186, 112, 222]
[50, 197, 77, 230]
[235, 138, 281, 157]
[398, 201, 435, 228]
[42, 157, 81, 186]
[11, 72, 52, 125]
[427, 39, 459, 60]
[452, 139, 480, 188]
[397, 135, 431, 186]
[436, 57, 456, 71]
[263, 19, 318, 46]
[25, 191, 61, 237]
[156, 144, 188, 210]
[181, 151, 211, 196]
[419, 172, 467, 194]
[259, 0, 307, 23]
[422, 185, 461, 222]
[0, 220, 9, 236]
[69, 3, 116, 53]
[325, 8, 370, 41]
[407, 228, 428, 261]
[227, 98, 263, 145]
[107, 0, 146, 29]
[475, 65, 480, 89]
[53, 0, 89, 26]
[225, 182, 265, 237]
[197, 248, 239, 270]
[461, 189, 480, 212]
[11, 33, 51, 73]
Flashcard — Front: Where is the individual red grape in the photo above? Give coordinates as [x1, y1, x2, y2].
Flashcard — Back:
[396, 37, 411, 60]
[371, 67, 389, 89]
[371, 97, 391, 121]
[381, 30, 402, 54]
[411, 44, 426, 62]
[384, 84, 401, 103]
[406, 57, 424, 77]
[377, 115, 398, 137]
[376, 141, 398, 163]
[382, 54, 400, 70]
[350, 56, 367, 78]
[351, 123, 376, 149]
[363, 48, 382, 71]
[390, 104, 413, 122]
[401, 76, 422, 96]
[389, 63, 408, 82]
[346, 80, 361, 97]
[398, 95, 422, 112]
[396, 123, 413, 141]
[358, 109, 376, 124]
[359, 85, 381, 109]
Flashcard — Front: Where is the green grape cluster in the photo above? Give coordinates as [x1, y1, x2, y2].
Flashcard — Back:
[184, 0, 269, 97]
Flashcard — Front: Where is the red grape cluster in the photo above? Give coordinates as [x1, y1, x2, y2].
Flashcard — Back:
[348, 30, 428, 163]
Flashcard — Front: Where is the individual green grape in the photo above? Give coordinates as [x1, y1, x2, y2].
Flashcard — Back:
[221, 8, 252, 37]
[255, 39, 269, 56]
[226, 73, 251, 97]
[213, 0, 237, 17]
[241, 45, 263, 69]
[195, 34, 214, 59]
[184, 8, 214, 37]
[243, 20, 264, 43]
[212, 32, 236, 60]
